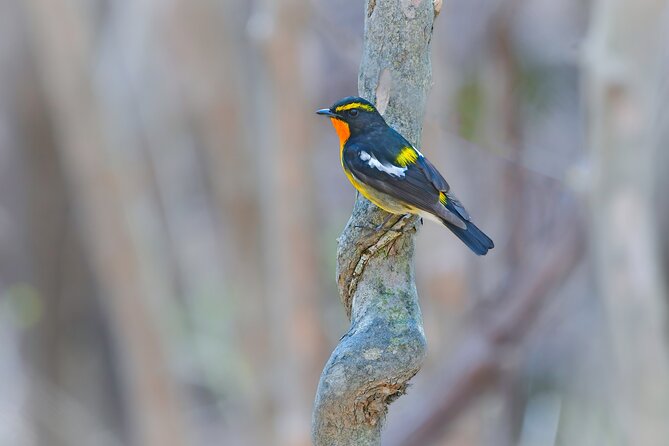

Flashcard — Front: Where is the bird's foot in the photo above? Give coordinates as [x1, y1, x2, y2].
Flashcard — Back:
[353, 213, 399, 233]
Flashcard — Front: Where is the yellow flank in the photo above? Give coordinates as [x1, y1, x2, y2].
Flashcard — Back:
[439, 191, 447, 205]
[337, 123, 415, 214]
[395, 146, 418, 166]
[344, 169, 374, 201]
[335, 102, 375, 113]
[343, 167, 416, 214]
[339, 141, 414, 214]
[338, 138, 375, 205]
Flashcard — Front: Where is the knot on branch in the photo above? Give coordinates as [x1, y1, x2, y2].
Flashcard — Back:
[433, 0, 443, 16]
[337, 211, 420, 318]
[354, 369, 420, 426]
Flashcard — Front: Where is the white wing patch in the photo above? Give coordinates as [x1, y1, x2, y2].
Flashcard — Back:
[359, 151, 407, 177]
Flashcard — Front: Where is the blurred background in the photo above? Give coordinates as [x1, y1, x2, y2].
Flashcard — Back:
[1, 0, 668, 445]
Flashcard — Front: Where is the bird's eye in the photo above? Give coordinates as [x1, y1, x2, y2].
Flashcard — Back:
[348, 109, 359, 117]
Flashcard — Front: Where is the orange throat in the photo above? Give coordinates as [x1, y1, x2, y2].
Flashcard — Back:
[329, 116, 375, 203]
[330, 118, 350, 147]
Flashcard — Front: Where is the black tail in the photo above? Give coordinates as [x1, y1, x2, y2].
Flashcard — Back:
[443, 220, 494, 256]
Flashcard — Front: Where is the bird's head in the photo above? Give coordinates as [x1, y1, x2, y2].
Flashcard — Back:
[316, 96, 385, 145]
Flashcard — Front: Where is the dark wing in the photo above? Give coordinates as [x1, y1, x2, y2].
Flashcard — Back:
[416, 156, 471, 221]
[445, 192, 471, 221]
[343, 143, 466, 228]
[416, 156, 449, 192]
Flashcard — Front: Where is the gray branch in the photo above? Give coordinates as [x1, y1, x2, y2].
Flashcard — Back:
[312, 1, 438, 445]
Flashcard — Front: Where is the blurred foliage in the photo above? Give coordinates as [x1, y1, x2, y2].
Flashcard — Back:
[2, 283, 43, 330]
[456, 81, 484, 141]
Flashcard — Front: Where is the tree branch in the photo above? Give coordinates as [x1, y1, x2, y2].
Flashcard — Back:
[312, 0, 438, 445]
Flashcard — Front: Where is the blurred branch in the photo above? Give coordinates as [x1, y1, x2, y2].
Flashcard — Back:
[386, 214, 586, 446]
[312, 0, 438, 444]
[248, 0, 326, 444]
[584, 0, 669, 443]
[22, 1, 187, 445]
[491, 0, 527, 270]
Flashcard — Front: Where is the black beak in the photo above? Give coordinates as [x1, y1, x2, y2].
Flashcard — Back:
[316, 108, 339, 118]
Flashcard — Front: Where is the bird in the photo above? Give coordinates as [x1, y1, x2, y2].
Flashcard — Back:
[317, 96, 494, 255]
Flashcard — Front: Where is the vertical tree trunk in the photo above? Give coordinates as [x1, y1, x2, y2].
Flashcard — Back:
[312, 1, 438, 444]
[584, 0, 669, 444]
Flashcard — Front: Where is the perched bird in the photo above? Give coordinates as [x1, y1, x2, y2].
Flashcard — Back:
[317, 96, 494, 255]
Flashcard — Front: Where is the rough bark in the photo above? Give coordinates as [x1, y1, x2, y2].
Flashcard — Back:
[312, 1, 437, 444]
[584, 0, 669, 444]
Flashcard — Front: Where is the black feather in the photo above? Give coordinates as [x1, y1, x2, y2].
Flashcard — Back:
[442, 220, 494, 256]
[441, 199, 494, 255]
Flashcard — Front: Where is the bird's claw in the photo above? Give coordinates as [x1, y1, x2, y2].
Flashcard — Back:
[353, 213, 399, 233]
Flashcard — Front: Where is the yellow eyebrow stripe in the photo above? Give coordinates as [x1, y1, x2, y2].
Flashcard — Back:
[396, 146, 418, 166]
[334, 102, 375, 113]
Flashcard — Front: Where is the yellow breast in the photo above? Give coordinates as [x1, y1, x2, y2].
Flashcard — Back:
[329, 117, 415, 214]
[342, 158, 416, 215]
